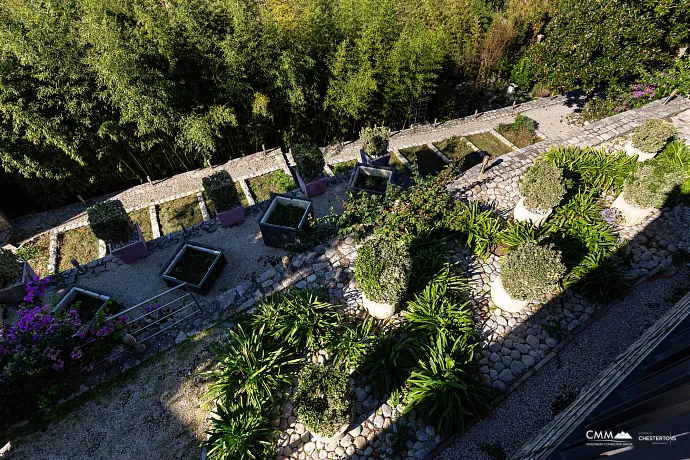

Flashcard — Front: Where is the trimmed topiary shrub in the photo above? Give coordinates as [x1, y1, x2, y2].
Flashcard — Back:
[623, 162, 686, 209]
[632, 119, 676, 154]
[0, 249, 21, 288]
[520, 161, 567, 211]
[203, 170, 240, 212]
[293, 364, 353, 437]
[501, 242, 566, 301]
[360, 126, 391, 158]
[354, 237, 411, 304]
[87, 200, 134, 245]
[292, 143, 325, 183]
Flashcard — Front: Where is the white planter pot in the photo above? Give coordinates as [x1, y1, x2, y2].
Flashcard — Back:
[362, 293, 397, 319]
[624, 140, 657, 162]
[309, 421, 352, 443]
[513, 197, 552, 227]
[490, 276, 530, 313]
[611, 193, 654, 227]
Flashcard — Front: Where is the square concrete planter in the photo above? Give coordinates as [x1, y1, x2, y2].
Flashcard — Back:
[359, 148, 391, 166]
[0, 261, 36, 305]
[216, 205, 245, 227]
[259, 195, 313, 248]
[109, 224, 149, 263]
[160, 242, 227, 295]
[295, 169, 329, 198]
[348, 164, 394, 195]
[53, 285, 122, 324]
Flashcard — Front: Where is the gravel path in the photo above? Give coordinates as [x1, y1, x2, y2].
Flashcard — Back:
[437, 266, 690, 460]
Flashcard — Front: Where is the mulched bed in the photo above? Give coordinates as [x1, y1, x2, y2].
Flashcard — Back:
[57, 226, 100, 273]
[169, 248, 218, 285]
[158, 195, 203, 235]
[467, 132, 513, 157]
[265, 202, 306, 228]
[354, 173, 389, 193]
[69, 293, 105, 322]
[399, 145, 446, 177]
[434, 136, 484, 171]
[248, 170, 296, 203]
[330, 160, 357, 175]
[17, 232, 51, 278]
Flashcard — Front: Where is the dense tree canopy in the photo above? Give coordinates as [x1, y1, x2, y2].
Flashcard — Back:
[0, 0, 687, 212]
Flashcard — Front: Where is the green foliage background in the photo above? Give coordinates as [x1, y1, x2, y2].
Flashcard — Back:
[0, 0, 688, 211]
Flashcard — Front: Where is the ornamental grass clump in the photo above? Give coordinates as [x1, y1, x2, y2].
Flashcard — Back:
[292, 143, 325, 182]
[87, 200, 134, 245]
[293, 363, 353, 437]
[623, 162, 686, 209]
[501, 242, 566, 301]
[520, 161, 566, 211]
[632, 119, 676, 154]
[360, 126, 391, 158]
[354, 237, 411, 304]
[203, 170, 240, 212]
[0, 249, 21, 287]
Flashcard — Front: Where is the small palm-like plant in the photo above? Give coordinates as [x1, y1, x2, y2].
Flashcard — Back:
[405, 265, 473, 349]
[252, 289, 341, 354]
[205, 402, 278, 460]
[404, 336, 491, 436]
[326, 317, 375, 369]
[359, 330, 418, 395]
[205, 324, 299, 409]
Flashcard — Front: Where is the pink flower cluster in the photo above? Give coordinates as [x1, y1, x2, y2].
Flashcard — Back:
[23, 276, 51, 304]
[631, 83, 656, 101]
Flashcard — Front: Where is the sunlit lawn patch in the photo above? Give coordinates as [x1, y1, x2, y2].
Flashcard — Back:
[57, 226, 99, 272]
[158, 195, 203, 235]
[248, 170, 296, 203]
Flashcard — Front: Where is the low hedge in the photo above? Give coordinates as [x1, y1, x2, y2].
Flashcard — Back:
[292, 143, 325, 183]
[293, 364, 353, 437]
[354, 237, 411, 304]
[501, 242, 566, 301]
[360, 126, 391, 158]
[632, 119, 675, 154]
[87, 200, 134, 245]
[203, 170, 241, 212]
[520, 160, 566, 211]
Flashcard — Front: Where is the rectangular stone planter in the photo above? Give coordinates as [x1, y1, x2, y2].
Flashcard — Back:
[359, 148, 391, 166]
[53, 285, 121, 323]
[348, 164, 394, 195]
[259, 195, 313, 248]
[109, 224, 148, 264]
[160, 243, 227, 295]
[216, 205, 245, 227]
[0, 261, 36, 305]
[295, 169, 329, 198]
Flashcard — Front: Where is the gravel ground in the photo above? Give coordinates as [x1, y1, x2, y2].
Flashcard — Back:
[520, 103, 583, 140]
[46, 181, 350, 308]
[5, 327, 224, 460]
[437, 265, 690, 460]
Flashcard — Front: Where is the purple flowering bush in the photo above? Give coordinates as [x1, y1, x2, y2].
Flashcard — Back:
[0, 278, 128, 427]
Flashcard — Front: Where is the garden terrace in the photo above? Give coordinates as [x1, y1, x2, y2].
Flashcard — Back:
[3, 96, 690, 460]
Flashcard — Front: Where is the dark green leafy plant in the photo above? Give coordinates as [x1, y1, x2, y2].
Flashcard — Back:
[632, 119, 676, 154]
[252, 289, 340, 354]
[359, 330, 418, 395]
[203, 170, 240, 212]
[572, 255, 631, 302]
[292, 143, 326, 183]
[623, 162, 686, 209]
[499, 221, 542, 250]
[360, 126, 391, 158]
[446, 202, 503, 258]
[205, 324, 299, 409]
[0, 249, 21, 287]
[87, 200, 134, 245]
[354, 237, 411, 304]
[204, 402, 278, 460]
[326, 317, 374, 369]
[405, 335, 491, 436]
[520, 160, 566, 211]
[501, 242, 566, 301]
[294, 364, 353, 437]
[544, 146, 636, 194]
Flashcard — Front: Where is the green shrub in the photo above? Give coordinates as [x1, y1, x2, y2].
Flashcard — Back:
[252, 289, 341, 354]
[446, 202, 503, 258]
[205, 402, 278, 460]
[520, 161, 566, 211]
[544, 146, 636, 193]
[623, 162, 686, 208]
[499, 115, 537, 134]
[404, 335, 491, 436]
[0, 249, 21, 287]
[632, 119, 676, 154]
[326, 318, 374, 369]
[510, 55, 535, 90]
[293, 364, 353, 437]
[360, 126, 391, 158]
[354, 237, 411, 304]
[87, 200, 134, 245]
[500, 242, 566, 301]
[292, 143, 326, 183]
[205, 324, 299, 409]
[203, 170, 240, 212]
